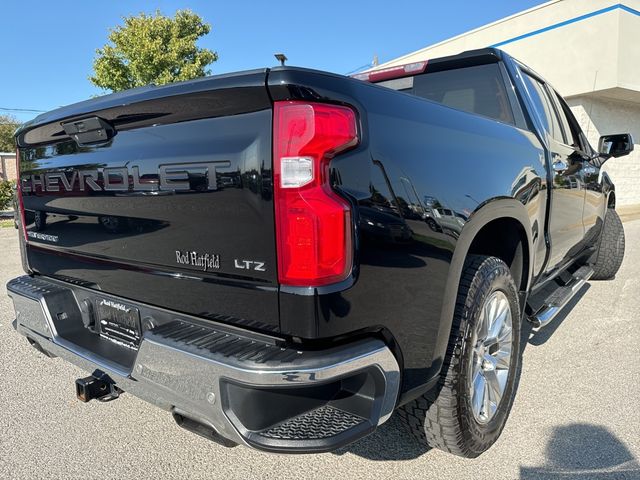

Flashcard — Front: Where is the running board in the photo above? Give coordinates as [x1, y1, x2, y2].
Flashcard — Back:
[529, 266, 594, 329]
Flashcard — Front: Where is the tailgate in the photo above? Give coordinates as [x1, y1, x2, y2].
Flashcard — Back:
[15, 70, 280, 331]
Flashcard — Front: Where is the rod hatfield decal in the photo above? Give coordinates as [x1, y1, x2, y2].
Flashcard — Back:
[175, 250, 220, 272]
[98, 298, 130, 312]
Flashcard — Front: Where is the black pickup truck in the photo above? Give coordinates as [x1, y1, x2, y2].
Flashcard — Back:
[7, 48, 633, 457]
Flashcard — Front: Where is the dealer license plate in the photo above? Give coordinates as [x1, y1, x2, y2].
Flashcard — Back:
[96, 298, 141, 349]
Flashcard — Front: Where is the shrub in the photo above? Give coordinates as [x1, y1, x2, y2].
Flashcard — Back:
[0, 180, 16, 211]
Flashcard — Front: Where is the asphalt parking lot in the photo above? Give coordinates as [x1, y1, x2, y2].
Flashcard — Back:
[1, 223, 639, 480]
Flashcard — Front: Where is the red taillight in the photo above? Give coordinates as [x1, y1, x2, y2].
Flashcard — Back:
[273, 101, 358, 287]
[15, 147, 28, 242]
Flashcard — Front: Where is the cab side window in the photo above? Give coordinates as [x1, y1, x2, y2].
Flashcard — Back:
[551, 91, 586, 151]
[412, 63, 516, 125]
[522, 73, 563, 143]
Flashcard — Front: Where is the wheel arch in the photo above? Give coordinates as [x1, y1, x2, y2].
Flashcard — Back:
[607, 191, 616, 209]
[430, 198, 534, 383]
[602, 171, 616, 209]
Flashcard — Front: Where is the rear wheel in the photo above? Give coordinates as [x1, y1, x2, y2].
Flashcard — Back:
[592, 208, 625, 280]
[426, 217, 441, 232]
[34, 211, 47, 231]
[398, 255, 522, 457]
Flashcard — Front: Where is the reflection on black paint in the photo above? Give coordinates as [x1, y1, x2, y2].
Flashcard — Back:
[511, 167, 542, 203]
[24, 212, 170, 245]
[360, 205, 412, 244]
[20, 107, 281, 331]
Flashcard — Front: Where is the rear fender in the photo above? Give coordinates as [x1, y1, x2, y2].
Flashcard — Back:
[431, 198, 534, 382]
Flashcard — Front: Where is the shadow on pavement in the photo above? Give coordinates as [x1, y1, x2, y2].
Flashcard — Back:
[520, 423, 640, 479]
[334, 413, 431, 460]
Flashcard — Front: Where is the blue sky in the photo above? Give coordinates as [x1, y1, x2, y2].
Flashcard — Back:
[1, 0, 546, 123]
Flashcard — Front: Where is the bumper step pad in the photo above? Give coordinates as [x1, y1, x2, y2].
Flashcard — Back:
[260, 405, 366, 440]
[149, 320, 302, 364]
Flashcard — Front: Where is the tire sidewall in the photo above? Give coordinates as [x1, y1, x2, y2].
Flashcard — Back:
[593, 208, 625, 280]
[458, 260, 522, 454]
[34, 211, 46, 231]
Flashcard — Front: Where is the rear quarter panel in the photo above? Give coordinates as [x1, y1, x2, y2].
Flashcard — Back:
[269, 69, 546, 394]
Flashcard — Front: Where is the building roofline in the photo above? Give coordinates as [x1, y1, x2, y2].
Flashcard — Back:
[491, 3, 640, 48]
[371, 0, 563, 70]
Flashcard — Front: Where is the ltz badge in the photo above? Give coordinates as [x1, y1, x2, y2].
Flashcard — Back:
[175, 250, 220, 272]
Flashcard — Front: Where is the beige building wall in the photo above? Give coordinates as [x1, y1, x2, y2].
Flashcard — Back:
[371, 0, 640, 206]
[0, 153, 17, 182]
[618, 10, 640, 93]
[568, 97, 640, 206]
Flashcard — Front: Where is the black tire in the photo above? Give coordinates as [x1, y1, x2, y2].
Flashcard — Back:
[426, 218, 441, 232]
[398, 255, 522, 458]
[591, 208, 625, 280]
[33, 211, 47, 231]
[99, 216, 127, 234]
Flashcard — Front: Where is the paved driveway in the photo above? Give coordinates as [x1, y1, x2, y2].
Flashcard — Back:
[1, 223, 639, 479]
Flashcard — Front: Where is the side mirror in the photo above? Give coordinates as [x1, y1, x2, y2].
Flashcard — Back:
[598, 133, 634, 159]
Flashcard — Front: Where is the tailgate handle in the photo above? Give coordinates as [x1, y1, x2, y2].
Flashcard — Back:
[62, 116, 116, 146]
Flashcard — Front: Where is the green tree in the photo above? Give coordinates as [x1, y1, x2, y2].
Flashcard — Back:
[0, 180, 15, 211]
[90, 10, 217, 92]
[0, 115, 19, 152]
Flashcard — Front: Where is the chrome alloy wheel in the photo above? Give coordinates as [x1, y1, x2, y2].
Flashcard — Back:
[468, 290, 513, 424]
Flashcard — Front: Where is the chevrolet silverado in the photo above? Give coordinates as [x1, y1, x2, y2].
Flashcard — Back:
[7, 48, 632, 456]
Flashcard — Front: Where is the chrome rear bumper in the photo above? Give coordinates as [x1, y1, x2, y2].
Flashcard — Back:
[7, 275, 400, 453]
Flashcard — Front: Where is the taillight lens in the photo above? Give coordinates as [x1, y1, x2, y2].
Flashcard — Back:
[273, 101, 358, 287]
[15, 147, 28, 242]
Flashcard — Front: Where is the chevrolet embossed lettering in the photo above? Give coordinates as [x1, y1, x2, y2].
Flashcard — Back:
[20, 161, 231, 193]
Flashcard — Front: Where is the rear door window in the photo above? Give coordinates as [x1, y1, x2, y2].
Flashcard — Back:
[522, 73, 563, 143]
[551, 90, 585, 150]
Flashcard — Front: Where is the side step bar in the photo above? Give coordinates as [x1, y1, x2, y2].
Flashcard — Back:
[530, 266, 594, 329]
